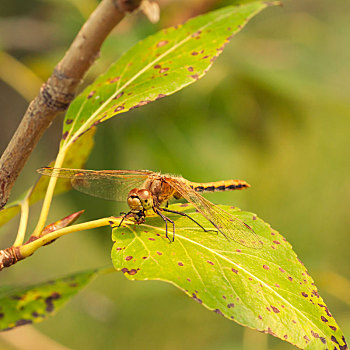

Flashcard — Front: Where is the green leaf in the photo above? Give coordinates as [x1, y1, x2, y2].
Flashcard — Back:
[61, 1, 279, 147]
[0, 269, 99, 331]
[111, 203, 347, 350]
[0, 128, 95, 229]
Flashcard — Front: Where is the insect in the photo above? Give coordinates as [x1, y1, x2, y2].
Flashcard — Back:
[37, 168, 262, 248]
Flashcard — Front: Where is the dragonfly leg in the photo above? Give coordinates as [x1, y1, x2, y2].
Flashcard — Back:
[161, 208, 217, 234]
[154, 207, 175, 242]
[117, 211, 132, 228]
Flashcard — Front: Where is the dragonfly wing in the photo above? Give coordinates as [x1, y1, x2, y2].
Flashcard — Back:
[37, 168, 151, 201]
[165, 177, 262, 249]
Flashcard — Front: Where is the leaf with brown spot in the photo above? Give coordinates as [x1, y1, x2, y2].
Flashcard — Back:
[0, 269, 99, 331]
[60, 2, 278, 148]
[111, 203, 347, 349]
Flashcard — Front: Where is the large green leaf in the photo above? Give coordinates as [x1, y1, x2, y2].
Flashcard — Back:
[0, 269, 99, 331]
[0, 128, 95, 229]
[60, 1, 279, 147]
[111, 203, 347, 350]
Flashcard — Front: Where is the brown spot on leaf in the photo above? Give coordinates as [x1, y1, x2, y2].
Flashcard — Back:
[301, 292, 308, 297]
[288, 276, 293, 281]
[178, 262, 184, 266]
[189, 74, 199, 80]
[191, 30, 201, 38]
[329, 325, 337, 331]
[258, 315, 262, 320]
[191, 51, 198, 56]
[271, 306, 280, 313]
[113, 92, 124, 100]
[231, 268, 238, 274]
[318, 303, 332, 317]
[192, 293, 202, 304]
[304, 335, 310, 343]
[312, 289, 320, 298]
[154, 64, 161, 69]
[321, 316, 328, 322]
[159, 67, 169, 73]
[331, 335, 339, 344]
[125, 256, 133, 261]
[273, 240, 281, 244]
[284, 335, 288, 339]
[155, 94, 166, 100]
[207, 260, 214, 265]
[87, 90, 96, 99]
[130, 100, 151, 110]
[114, 106, 125, 112]
[148, 238, 155, 241]
[62, 131, 68, 140]
[15, 319, 32, 327]
[157, 40, 168, 47]
[311, 330, 319, 338]
[45, 292, 61, 313]
[187, 67, 194, 72]
[121, 268, 138, 275]
[108, 76, 120, 83]
[227, 303, 235, 308]
[263, 265, 269, 270]
[214, 309, 223, 316]
[156, 251, 162, 256]
[65, 119, 73, 124]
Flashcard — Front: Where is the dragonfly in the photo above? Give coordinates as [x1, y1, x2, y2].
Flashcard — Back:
[37, 168, 262, 248]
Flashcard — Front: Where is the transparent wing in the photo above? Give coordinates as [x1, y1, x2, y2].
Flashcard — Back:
[37, 168, 153, 201]
[165, 177, 263, 249]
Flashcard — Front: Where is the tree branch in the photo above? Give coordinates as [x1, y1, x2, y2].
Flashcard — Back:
[0, 0, 143, 209]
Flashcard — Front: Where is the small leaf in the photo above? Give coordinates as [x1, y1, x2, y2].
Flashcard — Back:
[61, 1, 279, 146]
[111, 203, 347, 350]
[0, 128, 95, 229]
[40, 210, 84, 236]
[0, 269, 99, 331]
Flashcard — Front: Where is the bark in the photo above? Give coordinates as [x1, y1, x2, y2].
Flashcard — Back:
[0, 0, 142, 208]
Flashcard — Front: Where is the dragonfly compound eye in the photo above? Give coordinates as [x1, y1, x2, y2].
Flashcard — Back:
[127, 196, 143, 211]
[137, 189, 153, 210]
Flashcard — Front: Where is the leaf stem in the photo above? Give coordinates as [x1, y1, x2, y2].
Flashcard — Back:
[32, 149, 68, 237]
[22, 217, 121, 258]
[13, 193, 31, 247]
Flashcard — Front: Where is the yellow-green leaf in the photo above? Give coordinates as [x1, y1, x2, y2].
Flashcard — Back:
[111, 203, 347, 350]
[0, 269, 98, 331]
[61, 2, 279, 147]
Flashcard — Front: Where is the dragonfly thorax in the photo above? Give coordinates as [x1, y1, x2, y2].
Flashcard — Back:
[127, 188, 153, 212]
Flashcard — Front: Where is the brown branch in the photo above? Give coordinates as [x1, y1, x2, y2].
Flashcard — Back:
[0, 0, 143, 209]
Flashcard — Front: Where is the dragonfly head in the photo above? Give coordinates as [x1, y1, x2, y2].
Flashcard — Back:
[127, 188, 153, 212]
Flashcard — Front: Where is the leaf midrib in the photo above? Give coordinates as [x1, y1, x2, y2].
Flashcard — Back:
[62, 4, 265, 150]
[175, 232, 326, 338]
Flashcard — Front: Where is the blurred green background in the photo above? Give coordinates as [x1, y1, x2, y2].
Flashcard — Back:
[0, 0, 349, 349]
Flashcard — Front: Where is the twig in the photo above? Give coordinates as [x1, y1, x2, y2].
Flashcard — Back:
[0, 216, 126, 271]
[0, 0, 143, 209]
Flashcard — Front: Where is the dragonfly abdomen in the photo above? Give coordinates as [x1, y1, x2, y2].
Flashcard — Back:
[190, 179, 250, 193]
